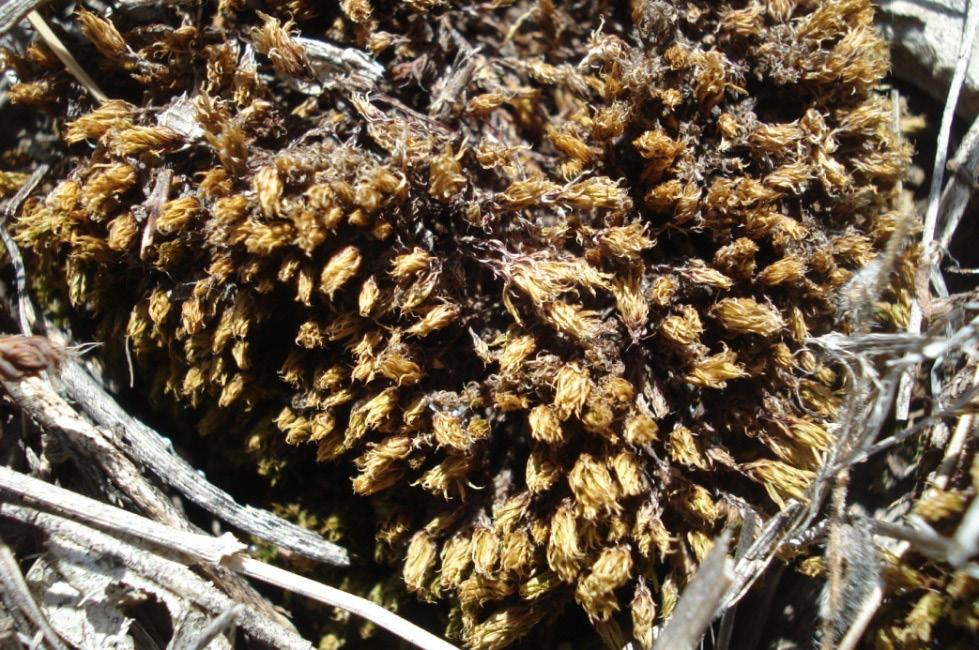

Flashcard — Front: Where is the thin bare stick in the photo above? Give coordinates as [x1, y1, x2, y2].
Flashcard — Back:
[0, 540, 67, 650]
[0, 464, 246, 565]
[0, 502, 311, 650]
[864, 517, 958, 561]
[0, 164, 47, 336]
[898, 0, 979, 419]
[2, 373, 200, 527]
[921, 0, 979, 250]
[719, 501, 803, 611]
[0, 465, 459, 650]
[837, 521, 904, 650]
[836, 582, 885, 650]
[653, 532, 733, 650]
[837, 381, 979, 468]
[228, 557, 459, 650]
[183, 605, 244, 650]
[838, 360, 979, 649]
[25, 11, 109, 103]
[939, 113, 979, 250]
[0, 0, 49, 35]
[714, 510, 756, 650]
[60, 360, 350, 567]
[933, 362, 979, 489]
[1, 372, 294, 623]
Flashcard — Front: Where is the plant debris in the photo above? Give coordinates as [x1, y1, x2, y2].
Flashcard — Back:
[2, 1, 955, 648]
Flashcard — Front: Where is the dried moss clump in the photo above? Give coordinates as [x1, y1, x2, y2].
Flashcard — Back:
[4, 0, 910, 647]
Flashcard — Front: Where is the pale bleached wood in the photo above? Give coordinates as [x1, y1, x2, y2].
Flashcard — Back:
[0, 464, 245, 565]
[2, 374, 191, 527]
[25, 11, 108, 102]
[0, 465, 460, 650]
[653, 532, 733, 650]
[0, 0, 48, 35]
[228, 556, 459, 650]
[0, 500, 312, 650]
[61, 361, 350, 567]
[0, 373, 297, 627]
[0, 540, 67, 650]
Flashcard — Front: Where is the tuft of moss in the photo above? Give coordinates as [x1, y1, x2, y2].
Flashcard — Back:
[4, 0, 912, 647]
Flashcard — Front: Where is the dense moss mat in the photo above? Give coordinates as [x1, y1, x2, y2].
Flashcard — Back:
[1, 1, 925, 647]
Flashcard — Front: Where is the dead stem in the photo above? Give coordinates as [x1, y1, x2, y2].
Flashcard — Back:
[25, 11, 109, 103]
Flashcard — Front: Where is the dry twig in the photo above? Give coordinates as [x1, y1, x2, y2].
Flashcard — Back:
[0, 371, 296, 626]
[0, 465, 459, 650]
[897, 0, 979, 419]
[0, 464, 245, 564]
[182, 605, 244, 650]
[653, 532, 733, 650]
[0, 539, 67, 650]
[0, 501, 312, 650]
[836, 351, 979, 649]
[0, 0, 48, 35]
[228, 556, 459, 650]
[0, 164, 47, 336]
[60, 360, 350, 567]
[24, 11, 108, 103]
[714, 510, 756, 650]
[939, 113, 979, 251]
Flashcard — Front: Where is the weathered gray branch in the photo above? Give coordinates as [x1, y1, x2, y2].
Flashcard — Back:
[0, 0, 48, 36]
[0, 464, 246, 564]
[0, 465, 459, 650]
[61, 360, 350, 567]
[0, 500, 312, 650]
[653, 532, 733, 650]
[0, 540, 67, 650]
[0, 373, 297, 627]
[939, 113, 979, 250]
[3, 374, 190, 526]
